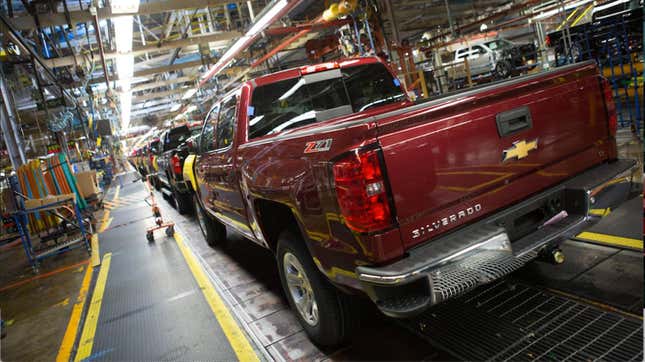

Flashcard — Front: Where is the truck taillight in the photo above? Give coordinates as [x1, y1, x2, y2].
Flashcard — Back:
[171, 155, 182, 174]
[601, 77, 617, 137]
[332, 148, 393, 233]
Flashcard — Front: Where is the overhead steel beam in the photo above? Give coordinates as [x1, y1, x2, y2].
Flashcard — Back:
[133, 88, 185, 102]
[10, 0, 231, 31]
[132, 76, 193, 92]
[42, 31, 240, 68]
[135, 59, 203, 78]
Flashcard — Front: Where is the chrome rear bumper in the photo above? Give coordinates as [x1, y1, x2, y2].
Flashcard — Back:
[357, 159, 639, 318]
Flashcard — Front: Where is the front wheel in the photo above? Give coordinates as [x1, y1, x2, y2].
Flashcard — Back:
[173, 189, 193, 215]
[277, 228, 356, 347]
[195, 195, 226, 247]
[495, 60, 512, 79]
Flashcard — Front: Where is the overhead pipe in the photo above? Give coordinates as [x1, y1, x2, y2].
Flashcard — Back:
[90, 7, 111, 90]
[264, 18, 350, 36]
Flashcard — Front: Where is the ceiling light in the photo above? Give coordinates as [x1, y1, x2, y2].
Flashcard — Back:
[170, 104, 181, 112]
[182, 89, 198, 100]
[247, 0, 288, 36]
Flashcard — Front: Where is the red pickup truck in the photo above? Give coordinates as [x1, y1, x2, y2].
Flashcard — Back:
[191, 57, 637, 346]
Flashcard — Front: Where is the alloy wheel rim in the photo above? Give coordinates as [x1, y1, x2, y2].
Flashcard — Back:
[283, 252, 319, 326]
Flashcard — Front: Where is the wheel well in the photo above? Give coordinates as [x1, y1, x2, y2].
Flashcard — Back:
[254, 199, 298, 253]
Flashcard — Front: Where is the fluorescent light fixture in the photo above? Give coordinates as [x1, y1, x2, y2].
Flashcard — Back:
[200, 0, 297, 84]
[594, 0, 628, 13]
[113, 15, 134, 129]
[182, 89, 198, 100]
[532, 0, 595, 20]
[170, 104, 181, 112]
[247, 0, 288, 36]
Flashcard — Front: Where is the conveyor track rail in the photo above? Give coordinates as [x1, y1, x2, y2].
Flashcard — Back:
[400, 281, 643, 361]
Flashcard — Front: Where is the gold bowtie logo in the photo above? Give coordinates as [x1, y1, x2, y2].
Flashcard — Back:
[503, 139, 538, 162]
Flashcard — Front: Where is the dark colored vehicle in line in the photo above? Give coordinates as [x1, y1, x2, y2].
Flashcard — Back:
[547, 5, 643, 66]
[155, 123, 202, 214]
[190, 57, 638, 346]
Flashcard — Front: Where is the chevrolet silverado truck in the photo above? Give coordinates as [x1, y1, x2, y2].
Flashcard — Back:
[191, 57, 638, 346]
[155, 123, 201, 214]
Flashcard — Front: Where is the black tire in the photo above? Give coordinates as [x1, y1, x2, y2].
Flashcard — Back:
[165, 225, 174, 237]
[173, 189, 193, 215]
[276, 228, 356, 347]
[495, 60, 512, 79]
[195, 195, 225, 247]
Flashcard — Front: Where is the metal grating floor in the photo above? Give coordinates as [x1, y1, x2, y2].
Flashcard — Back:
[401, 281, 643, 361]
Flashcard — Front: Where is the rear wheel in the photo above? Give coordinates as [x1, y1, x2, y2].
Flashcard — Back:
[277, 228, 356, 347]
[195, 195, 225, 247]
[173, 189, 193, 215]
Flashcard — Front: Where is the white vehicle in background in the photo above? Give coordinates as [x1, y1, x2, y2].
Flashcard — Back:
[437, 37, 538, 88]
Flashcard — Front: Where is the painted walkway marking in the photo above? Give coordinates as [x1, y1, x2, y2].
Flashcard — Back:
[57, 264, 93, 362]
[90, 234, 100, 267]
[576, 232, 643, 251]
[75, 253, 112, 362]
[98, 210, 112, 233]
[174, 232, 259, 362]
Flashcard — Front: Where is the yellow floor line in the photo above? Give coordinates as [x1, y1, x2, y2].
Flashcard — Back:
[589, 208, 611, 217]
[90, 234, 100, 267]
[98, 218, 113, 233]
[112, 185, 120, 202]
[98, 210, 112, 233]
[74, 253, 112, 362]
[576, 231, 643, 250]
[56, 264, 93, 362]
[174, 233, 259, 362]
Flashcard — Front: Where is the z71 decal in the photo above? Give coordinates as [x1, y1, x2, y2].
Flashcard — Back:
[304, 139, 333, 154]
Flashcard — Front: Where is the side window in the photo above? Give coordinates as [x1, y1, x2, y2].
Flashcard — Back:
[456, 48, 469, 59]
[200, 104, 219, 153]
[471, 45, 485, 56]
[215, 97, 237, 149]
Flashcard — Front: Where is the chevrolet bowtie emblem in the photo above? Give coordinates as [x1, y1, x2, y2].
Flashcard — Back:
[503, 139, 538, 162]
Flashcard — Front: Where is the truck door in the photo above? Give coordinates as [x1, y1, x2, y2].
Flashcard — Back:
[195, 103, 219, 213]
[469, 45, 492, 76]
[200, 95, 254, 237]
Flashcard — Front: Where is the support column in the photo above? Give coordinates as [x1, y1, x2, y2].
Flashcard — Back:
[444, 0, 455, 37]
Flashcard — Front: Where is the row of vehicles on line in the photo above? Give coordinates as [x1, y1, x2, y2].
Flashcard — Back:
[128, 122, 201, 214]
[130, 56, 638, 347]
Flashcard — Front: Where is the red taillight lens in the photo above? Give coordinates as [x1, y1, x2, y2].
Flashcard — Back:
[601, 77, 617, 137]
[171, 154, 182, 174]
[332, 149, 392, 233]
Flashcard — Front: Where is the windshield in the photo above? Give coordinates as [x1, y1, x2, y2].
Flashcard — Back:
[485, 39, 513, 51]
[248, 62, 405, 140]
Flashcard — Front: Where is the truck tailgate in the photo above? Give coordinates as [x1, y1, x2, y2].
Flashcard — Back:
[376, 62, 613, 248]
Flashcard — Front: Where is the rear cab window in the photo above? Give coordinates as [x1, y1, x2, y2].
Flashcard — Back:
[247, 62, 405, 140]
